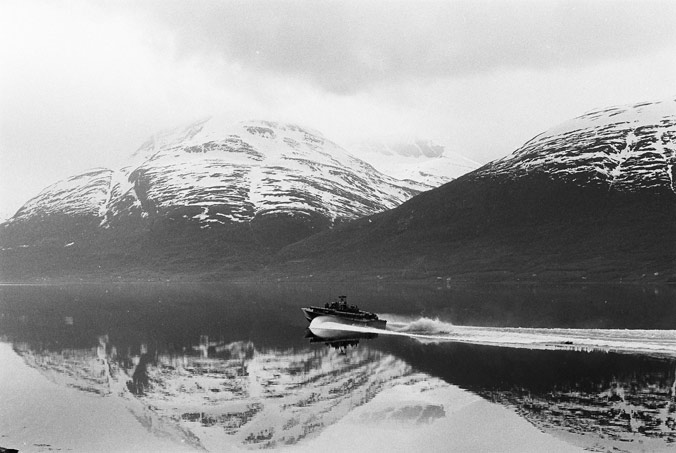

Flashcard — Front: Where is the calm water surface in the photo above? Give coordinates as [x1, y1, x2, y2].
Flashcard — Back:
[1, 283, 675, 452]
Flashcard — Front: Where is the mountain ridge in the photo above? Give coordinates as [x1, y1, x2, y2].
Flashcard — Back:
[9, 119, 432, 228]
[272, 99, 676, 283]
[1, 118, 466, 280]
[2, 100, 675, 283]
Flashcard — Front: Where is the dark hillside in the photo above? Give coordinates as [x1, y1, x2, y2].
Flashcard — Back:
[273, 167, 676, 283]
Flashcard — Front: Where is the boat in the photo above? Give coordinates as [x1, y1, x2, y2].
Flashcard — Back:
[301, 295, 387, 329]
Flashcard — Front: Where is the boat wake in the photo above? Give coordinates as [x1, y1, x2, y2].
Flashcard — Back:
[385, 316, 455, 334]
[309, 316, 676, 357]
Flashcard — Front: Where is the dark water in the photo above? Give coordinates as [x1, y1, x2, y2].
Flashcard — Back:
[1, 283, 675, 451]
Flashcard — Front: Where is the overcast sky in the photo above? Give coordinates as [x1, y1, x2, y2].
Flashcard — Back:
[2, 0, 676, 220]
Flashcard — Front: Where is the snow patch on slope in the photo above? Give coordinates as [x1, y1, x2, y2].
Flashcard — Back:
[10, 168, 114, 222]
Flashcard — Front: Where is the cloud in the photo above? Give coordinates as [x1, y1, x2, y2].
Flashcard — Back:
[123, 0, 676, 94]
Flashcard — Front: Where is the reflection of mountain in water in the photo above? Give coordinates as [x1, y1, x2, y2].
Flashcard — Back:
[488, 374, 676, 451]
[12, 336, 445, 450]
[13, 335, 119, 396]
[6, 279, 676, 452]
[386, 340, 676, 452]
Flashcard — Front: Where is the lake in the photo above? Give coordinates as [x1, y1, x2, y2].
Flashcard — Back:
[1, 282, 675, 452]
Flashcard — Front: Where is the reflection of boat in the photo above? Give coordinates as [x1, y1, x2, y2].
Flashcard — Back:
[305, 328, 378, 354]
[301, 296, 387, 329]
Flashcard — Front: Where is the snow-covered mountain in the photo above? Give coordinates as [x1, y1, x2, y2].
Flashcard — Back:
[278, 98, 676, 283]
[5, 100, 675, 282]
[4, 119, 433, 249]
[351, 139, 480, 188]
[478, 99, 676, 193]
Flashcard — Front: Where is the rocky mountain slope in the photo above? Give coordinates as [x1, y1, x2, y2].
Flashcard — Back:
[276, 99, 676, 283]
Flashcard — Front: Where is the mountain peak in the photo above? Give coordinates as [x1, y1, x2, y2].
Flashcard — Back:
[480, 98, 676, 195]
[546, 98, 676, 138]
